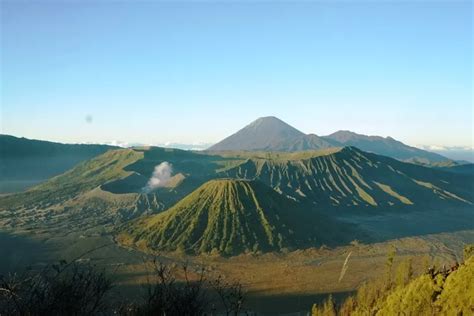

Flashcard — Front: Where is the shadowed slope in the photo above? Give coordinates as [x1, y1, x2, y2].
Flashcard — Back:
[118, 179, 360, 255]
[0, 134, 116, 193]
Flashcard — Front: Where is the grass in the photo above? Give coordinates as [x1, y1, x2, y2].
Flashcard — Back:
[373, 181, 413, 205]
[118, 179, 363, 255]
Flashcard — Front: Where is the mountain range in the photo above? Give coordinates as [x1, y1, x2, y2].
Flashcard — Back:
[0, 117, 463, 194]
[208, 116, 452, 164]
[1, 145, 472, 255]
[1, 117, 472, 256]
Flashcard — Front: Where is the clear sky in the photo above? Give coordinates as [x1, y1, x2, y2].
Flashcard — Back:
[1, 1, 472, 148]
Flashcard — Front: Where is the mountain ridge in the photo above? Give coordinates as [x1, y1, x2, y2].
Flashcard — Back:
[218, 146, 473, 209]
[207, 117, 453, 165]
[0, 134, 116, 193]
[322, 130, 449, 163]
[117, 178, 363, 255]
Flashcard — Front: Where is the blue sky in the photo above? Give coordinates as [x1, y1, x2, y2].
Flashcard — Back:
[1, 1, 472, 148]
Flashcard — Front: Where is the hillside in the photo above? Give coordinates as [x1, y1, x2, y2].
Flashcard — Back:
[1, 144, 472, 244]
[0, 149, 164, 230]
[0, 134, 115, 193]
[0, 147, 234, 230]
[2, 145, 472, 232]
[322, 130, 450, 163]
[438, 163, 474, 175]
[118, 179, 362, 255]
[219, 147, 473, 209]
[207, 116, 334, 152]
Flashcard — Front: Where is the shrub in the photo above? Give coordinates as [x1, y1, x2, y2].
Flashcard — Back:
[312, 294, 336, 316]
[463, 244, 474, 261]
[310, 250, 474, 315]
[0, 260, 112, 316]
[133, 259, 208, 316]
[435, 256, 474, 315]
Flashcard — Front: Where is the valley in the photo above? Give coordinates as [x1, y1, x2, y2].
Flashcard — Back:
[0, 118, 473, 314]
[1, 226, 472, 314]
[2, 1, 472, 313]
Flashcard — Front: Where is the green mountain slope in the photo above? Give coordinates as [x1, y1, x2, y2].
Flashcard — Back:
[0, 149, 167, 230]
[0, 147, 234, 230]
[0, 149, 143, 208]
[219, 147, 473, 209]
[2, 144, 471, 243]
[118, 179, 361, 255]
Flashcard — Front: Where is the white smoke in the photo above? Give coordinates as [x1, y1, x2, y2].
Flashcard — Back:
[143, 162, 173, 192]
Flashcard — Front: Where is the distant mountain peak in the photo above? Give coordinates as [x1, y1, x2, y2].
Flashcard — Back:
[207, 117, 452, 163]
[253, 115, 284, 122]
[245, 116, 303, 133]
[207, 116, 313, 152]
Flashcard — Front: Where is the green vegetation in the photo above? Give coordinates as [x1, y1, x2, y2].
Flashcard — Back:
[118, 179, 362, 255]
[221, 147, 473, 208]
[2, 144, 472, 246]
[373, 181, 413, 205]
[1, 123, 473, 314]
[311, 244, 474, 315]
[3, 143, 471, 220]
[0, 149, 160, 231]
[0, 149, 143, 210]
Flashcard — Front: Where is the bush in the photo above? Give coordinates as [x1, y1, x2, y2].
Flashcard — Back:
[117, 258, 247, 316]
[377, 274, 443, 316]
[131, 259, 208, 316]
[312, 294, 336, 316]
[0, 258, 248, 316]
[0, 260, 112, 316]
[463, 244, 474, 261]
[310, 248, 474, 315]
[435, 256, 474, 315]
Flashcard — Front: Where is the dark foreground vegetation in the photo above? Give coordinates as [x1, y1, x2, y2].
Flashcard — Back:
[312, 245, 474, 315]
[1, 245, 473, 315]
[0, 258, 246, 316]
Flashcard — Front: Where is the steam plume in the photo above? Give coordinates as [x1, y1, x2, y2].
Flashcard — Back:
[143, 162, 173, 193]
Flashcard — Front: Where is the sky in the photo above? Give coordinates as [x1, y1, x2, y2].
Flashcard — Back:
[1, 1, 472, 150]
